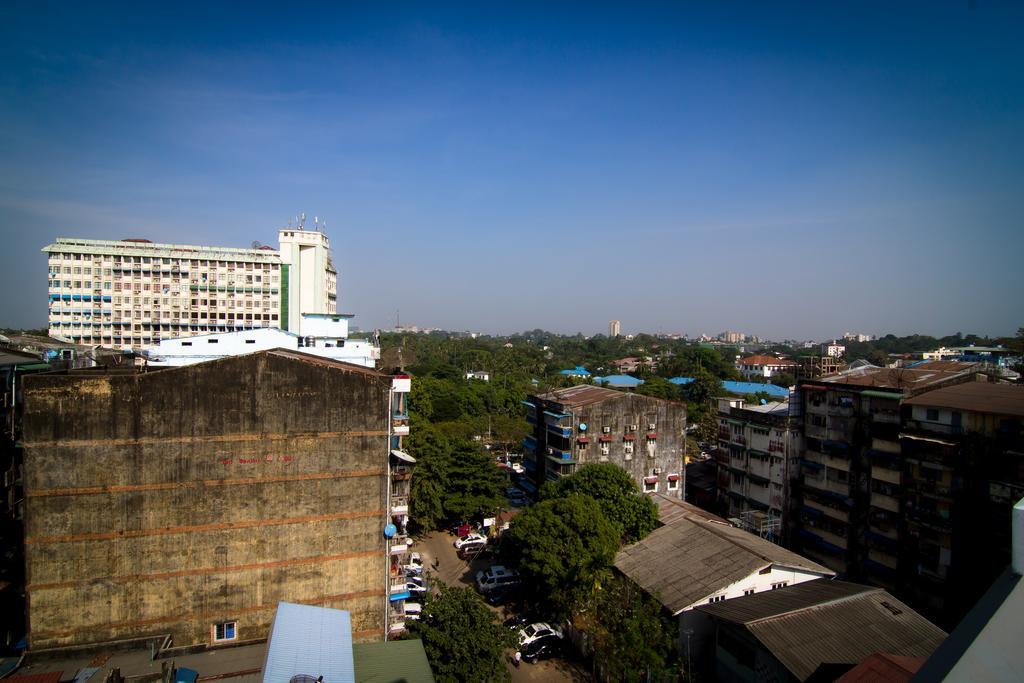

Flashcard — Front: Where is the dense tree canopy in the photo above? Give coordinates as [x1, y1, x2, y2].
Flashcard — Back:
[406, 423, 505, 530]
[503, 494, 621, 618]
[410, 583, 515, 683]
[583, 574, 678, 683]
[540, 464, 658, 543]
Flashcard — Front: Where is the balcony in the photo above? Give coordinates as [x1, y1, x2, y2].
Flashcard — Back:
[392, 417, 410, 436]
[803, 497, 850, 523]
[390, 536, 412, 556]
[391, 495, 409, 515]
[546, 423, 572, 438]
[904, 419, 963, 437]
[390, 576, 410, 595]
[392, 466, 412, 481]
[914, 479, 953, 499]
[868, 549, 899, 570]
[871, 491, 900, 513]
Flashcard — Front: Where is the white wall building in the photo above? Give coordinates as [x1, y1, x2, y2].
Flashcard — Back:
[820, 340, 846, 357]
[43, 227, 337, 350]
[146, 314, 379, 368]
[736, 355, 797, 379]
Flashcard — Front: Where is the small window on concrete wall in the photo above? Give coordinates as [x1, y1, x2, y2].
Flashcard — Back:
[213, 621, 236, 642]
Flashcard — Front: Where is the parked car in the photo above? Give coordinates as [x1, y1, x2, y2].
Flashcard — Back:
[454, 532, 487, 549]
[406, 576, 429, 595]
[506, 488, 529, 507]
[403, 552, 423, 575]
[403, 602, 422, 621]
[504, 613, 533, 631]
[518, 622, 563, 648]
[521, 633, 563, 664]
[457, 539, 489, 558]
[484, 586, 520, 606]
[476, 565, 521, 593]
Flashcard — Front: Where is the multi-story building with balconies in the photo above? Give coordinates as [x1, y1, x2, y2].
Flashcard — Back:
[897, 382, 1024, 628]
[715, 396, 802, 545]
[42, 227, 337, 349]
[521, 385, 686, 498]
[792, 364, 979, 608]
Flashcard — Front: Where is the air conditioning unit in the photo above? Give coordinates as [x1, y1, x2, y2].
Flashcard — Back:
[653, 468, 661, 475]
[602, 426, 611, 434]
[648, 423, 657, 431]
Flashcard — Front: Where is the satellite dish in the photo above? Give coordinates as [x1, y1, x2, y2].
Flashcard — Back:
[579, 423, 588, 432]
[251, 240, 261, 249]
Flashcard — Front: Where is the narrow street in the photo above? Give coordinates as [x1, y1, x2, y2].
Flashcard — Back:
[411, 530, 593, 682]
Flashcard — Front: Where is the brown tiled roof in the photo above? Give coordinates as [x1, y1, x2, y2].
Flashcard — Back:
[739, 355, 797, 366]
[614, 516, 833, 615]
[696, 580, 946, 682]
[904, 381, 1024, 418]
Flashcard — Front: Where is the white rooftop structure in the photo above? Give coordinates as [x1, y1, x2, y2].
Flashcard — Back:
[146, 313, 379, 368]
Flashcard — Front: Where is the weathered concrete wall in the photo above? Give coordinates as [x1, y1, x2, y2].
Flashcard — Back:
[22, 351, 390, 649]
[575, 394, 687, 496]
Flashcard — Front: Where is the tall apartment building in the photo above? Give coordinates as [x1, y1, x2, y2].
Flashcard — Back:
[792, 365, 977, 593]
[42, 228, 336, 349]
[21, 349, 411, 649]
[715, 396, 802, 545]
[609, 320, 621, 337]
[897, 382, 1024, 628]
[522, 385, 686, 498]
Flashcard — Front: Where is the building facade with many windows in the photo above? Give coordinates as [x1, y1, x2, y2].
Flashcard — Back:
[715, 396, 802, 545]
[522, 385, 686, 498]
[42, 228, 336, 349]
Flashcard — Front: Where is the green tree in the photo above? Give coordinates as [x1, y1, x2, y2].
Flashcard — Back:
[540, 464, 657, 542]
[410, 583, 515, 683]
[584, 574, 677, 683]
[695, 409, 718, 445]
[442, 440, 507, 521]
[635, 375, 682, 400]
[503, 495, 621, 617]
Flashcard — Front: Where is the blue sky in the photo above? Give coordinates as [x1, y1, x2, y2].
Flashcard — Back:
[1, 2, 1022, 339]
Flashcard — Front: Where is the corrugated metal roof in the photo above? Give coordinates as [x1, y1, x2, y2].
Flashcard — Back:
[262, 602, 355, 683]
[696, 581, 946, 681]
[615, 515, 832, 615]
[903, 381, 1024, 418]
[594, 375, 645, 387]
[353, 640, 435, 683]
[535, 385, 623, 408]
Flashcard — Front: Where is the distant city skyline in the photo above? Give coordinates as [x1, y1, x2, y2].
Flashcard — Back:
[2, 3, 1022, 339]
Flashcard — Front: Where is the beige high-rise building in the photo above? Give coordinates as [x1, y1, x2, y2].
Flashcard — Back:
[42, 228, 337, 349]
[609, 320, 621, 337]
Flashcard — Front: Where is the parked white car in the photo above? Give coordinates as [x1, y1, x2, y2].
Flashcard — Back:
[476, 565, 521, 593]
[404, 552, 423, 575]
[403, 602, 422, 620]
[454, 532, 487, 549]
[406, 576, 429, 595]
[518, 622, 563, 648]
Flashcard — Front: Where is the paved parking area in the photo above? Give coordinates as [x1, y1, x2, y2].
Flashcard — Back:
[411, 530, 593, 682]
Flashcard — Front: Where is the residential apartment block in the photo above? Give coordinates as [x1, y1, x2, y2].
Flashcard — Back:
[21, 350, 410, 649]
[897, 382, 1024, 628]
[42, 228, 336, 349]
[716, 396, 802, 544]
[521, 385, 686, 498]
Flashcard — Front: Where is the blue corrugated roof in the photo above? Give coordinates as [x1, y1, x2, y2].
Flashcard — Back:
[262, 602, 355, 683]
[721, 381, 790, 398]
[559, 366, 591, 376]
[594, 375, 644, 387]
[669, 377, 694, 385]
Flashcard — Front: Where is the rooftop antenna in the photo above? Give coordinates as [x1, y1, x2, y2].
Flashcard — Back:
[298, 212, 306, 230]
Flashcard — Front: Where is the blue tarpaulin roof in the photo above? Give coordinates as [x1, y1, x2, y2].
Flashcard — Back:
[262, 602, 355, 683]
[669, 377, 694, 385]
[559, 366, 591, 376]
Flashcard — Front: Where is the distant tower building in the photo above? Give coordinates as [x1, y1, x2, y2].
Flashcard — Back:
[609, 320, 621, 337]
